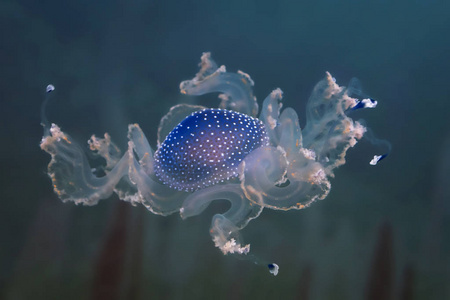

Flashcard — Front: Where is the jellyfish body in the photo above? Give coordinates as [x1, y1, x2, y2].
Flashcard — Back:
[154, 109, 269, 192]
[40, 52, 389, 275]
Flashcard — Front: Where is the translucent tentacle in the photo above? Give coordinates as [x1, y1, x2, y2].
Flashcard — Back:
[276, 107, 302, 159]
[303, 72, 366, 173]
[180, 184, 262, 254]
[40, 124, 130, 205]
[179, 52, 259, 117]
[259, 88, 283, 145]
[240, 146, 330, 210]
[41, 84, 55, 136]
[127, 126, 187, 215]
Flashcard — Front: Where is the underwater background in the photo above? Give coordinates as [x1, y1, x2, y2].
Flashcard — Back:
[1, 0, 449, 299]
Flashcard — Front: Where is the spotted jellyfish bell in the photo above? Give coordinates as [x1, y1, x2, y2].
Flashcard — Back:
[154, 108, 270, 192]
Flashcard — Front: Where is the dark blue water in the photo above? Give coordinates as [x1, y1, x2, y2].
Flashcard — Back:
[1, 0, 449, 299]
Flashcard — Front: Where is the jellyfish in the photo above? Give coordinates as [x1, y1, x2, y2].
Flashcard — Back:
[40, 52, 389, 275]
